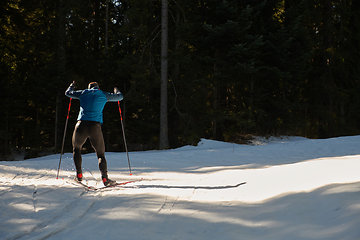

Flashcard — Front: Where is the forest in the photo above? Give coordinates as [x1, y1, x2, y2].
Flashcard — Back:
[1, 0, 360, 160]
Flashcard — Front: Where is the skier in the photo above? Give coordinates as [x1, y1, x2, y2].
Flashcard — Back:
[65, 81, 123, 186]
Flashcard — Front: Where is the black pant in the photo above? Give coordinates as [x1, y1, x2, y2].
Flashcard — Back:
[72, 121, 108, 179]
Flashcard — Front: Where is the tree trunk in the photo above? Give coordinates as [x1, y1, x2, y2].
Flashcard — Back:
[323, 0, 334, 138]
[159, 0, 169, 149]
[56, 0, 66, 153]
[93, 0, 100, 82]
[5, 111, 9, 160]
[105, 0, 109, 56]
[55, 94, 59, 152]
[212, 85, 218, 138]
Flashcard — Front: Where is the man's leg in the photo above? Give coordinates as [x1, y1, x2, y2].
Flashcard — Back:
[88, 123, 107, 178]
[88, 122, 116, 186]
[72, 121, 88, 181]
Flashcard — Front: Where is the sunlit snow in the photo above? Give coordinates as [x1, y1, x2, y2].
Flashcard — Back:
[1, 136, 360, 239]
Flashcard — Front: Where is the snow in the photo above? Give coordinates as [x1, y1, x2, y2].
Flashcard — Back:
[1, 135, 360, 240]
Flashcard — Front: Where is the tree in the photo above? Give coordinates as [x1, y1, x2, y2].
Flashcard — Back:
[160, 0, 169, 149]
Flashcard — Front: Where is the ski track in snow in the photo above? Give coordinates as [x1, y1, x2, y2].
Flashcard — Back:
[1, 136, 360, 239]
[0, 164, 95, 240]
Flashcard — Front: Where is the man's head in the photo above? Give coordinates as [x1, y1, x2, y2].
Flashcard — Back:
[88, 82, 100, 89]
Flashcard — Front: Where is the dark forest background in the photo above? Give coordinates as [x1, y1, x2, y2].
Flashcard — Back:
[1, 0, 360, 160]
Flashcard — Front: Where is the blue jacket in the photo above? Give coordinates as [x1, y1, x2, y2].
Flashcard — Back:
[65, 86, 123, 124]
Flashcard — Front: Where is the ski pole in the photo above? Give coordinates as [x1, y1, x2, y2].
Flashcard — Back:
[118, 101, 132, 175]
[56, 98, 72, 179]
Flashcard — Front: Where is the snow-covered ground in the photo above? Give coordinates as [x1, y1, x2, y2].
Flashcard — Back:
[1, 136, 360, 240]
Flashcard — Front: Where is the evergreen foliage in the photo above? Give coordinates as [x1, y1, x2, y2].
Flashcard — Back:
[1, 0, 360, 159]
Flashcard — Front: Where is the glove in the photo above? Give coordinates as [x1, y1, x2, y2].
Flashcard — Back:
[114, 87, 120, 94]
[70, 81, 76, 88]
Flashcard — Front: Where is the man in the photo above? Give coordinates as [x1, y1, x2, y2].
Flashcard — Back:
[65, 81, 123, 186]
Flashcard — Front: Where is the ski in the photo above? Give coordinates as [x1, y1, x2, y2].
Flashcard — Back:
[68, 180, 97, 191]
[68, 178, 143, 191]
[95, 178, 143, 190]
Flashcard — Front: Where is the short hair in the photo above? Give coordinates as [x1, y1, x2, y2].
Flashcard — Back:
[88, 82, 99, 89]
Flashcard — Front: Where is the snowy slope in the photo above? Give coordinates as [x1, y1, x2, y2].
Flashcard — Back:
[1, 136, 360, 240]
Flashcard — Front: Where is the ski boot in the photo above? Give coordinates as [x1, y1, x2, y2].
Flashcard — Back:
[103, 177, 117, 187]
[75, 173, 83, 182]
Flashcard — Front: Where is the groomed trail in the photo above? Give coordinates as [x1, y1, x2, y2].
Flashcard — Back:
[1, 136, 360, 240]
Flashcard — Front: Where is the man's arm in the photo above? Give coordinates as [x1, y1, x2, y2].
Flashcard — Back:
[104, 87, 124, 102]
[65, 82, 82, 99]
